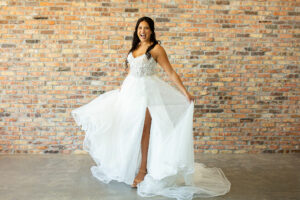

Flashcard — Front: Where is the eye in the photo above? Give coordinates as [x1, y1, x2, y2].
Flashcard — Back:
[138, 26, 150, 30]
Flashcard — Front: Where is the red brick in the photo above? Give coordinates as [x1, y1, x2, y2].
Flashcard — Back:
[0, 0, 298, 155]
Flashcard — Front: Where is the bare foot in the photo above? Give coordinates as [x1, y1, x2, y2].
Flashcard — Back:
[131, 169, 147, 188]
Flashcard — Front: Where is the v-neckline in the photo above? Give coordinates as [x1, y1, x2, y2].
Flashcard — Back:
[131, 52, 145, 59]
[129, 51, 156, 63]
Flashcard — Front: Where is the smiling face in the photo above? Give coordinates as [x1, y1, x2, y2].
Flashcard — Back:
[137, 20, 152, 42]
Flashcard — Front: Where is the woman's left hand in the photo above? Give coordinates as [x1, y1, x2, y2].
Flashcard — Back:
[185, 92, 195, 103]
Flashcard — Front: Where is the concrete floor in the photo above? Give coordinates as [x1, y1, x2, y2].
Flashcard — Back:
[0, 154, 299, 200]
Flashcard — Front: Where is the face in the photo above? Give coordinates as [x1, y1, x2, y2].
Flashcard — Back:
[137, 21, 152, 42]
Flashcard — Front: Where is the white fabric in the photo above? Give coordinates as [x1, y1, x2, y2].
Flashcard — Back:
[71, 52, 231, 199]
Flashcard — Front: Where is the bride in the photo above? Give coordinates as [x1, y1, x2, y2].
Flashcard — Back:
[71, 16, 231, 200]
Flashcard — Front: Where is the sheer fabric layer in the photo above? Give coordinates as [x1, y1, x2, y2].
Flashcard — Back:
[71, 52, 231, 199]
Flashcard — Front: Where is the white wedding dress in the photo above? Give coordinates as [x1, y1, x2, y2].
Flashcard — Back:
[71, 51, 231, 200]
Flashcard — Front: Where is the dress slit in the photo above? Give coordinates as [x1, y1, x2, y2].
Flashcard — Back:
[135, 106, 152, 175]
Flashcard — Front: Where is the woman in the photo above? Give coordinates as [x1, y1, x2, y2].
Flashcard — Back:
[71, 16, 231, 200]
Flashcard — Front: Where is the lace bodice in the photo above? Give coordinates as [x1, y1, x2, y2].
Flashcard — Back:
[127, 52, 157, 77]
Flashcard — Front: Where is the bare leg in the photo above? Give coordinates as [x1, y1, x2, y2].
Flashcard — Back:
[131, 107, 151, 187]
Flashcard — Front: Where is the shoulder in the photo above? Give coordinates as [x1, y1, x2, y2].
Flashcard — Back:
[151, 43, 165, 54]
[150, 43, 167, 61]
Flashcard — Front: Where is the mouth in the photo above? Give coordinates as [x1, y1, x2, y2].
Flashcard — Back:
[140, 34, 146, 39]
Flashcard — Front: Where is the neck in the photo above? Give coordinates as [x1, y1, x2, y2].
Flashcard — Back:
[139, 41, 152, 46]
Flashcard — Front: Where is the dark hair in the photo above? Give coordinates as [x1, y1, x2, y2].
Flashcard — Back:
[125, 16, 161, 69]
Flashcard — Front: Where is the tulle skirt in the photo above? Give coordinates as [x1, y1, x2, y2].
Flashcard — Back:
[71, 74, 231, 200]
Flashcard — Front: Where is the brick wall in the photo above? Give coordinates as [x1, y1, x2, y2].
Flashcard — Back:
[0, 0, 299, 154]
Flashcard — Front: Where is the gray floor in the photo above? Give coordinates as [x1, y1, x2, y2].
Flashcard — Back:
[0, 154, 299, 200]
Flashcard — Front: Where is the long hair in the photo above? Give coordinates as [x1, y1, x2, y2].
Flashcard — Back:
[125, 16, 161, 69]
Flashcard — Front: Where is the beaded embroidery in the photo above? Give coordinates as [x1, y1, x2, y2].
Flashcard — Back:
[128, 52, 157, 77]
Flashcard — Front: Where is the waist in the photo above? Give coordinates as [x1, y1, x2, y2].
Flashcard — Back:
[128, 71, 157, 77]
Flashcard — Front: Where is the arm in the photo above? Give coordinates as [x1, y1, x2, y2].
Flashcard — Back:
[155, 45, 194, 102]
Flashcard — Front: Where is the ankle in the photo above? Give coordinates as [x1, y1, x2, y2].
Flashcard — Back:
[139, 168, 147, 174]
